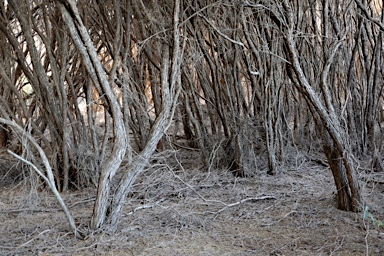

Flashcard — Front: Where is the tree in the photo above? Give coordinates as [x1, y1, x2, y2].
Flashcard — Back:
[274, 0, 362, 211]
[2, 0, 383, 237]
[57, 0, 183, 229]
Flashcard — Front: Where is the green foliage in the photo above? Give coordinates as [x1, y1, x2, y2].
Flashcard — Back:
[363, 206, 384, 231]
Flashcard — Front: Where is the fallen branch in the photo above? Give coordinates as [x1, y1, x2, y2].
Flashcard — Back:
[215, 195, 277, 214]
[174, 174, 276, 214]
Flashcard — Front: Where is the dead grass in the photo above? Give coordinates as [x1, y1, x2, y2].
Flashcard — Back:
[0, 149, 383, 255]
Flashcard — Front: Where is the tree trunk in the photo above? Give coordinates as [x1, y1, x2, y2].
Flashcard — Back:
[279, 0, 362, 211]
[324, 143, 356, 211]
[0, 126, 8, 148]
[57, 0, 127, 229]
[108, 0, 182, 227]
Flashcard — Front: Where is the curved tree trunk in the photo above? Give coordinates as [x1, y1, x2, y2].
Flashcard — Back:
[279, 0, 362, 211]
[57, 0, 127, 229]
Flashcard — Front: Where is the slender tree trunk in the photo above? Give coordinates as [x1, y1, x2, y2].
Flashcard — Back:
[280, 0, 362, 211]
[57, 0, 127, 229]
[108, 0, 182, 227]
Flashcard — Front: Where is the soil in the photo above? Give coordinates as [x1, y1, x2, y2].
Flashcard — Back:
[0, 149, 383, 256]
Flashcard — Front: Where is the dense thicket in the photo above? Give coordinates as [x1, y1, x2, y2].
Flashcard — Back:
[0, 0, 383, 235]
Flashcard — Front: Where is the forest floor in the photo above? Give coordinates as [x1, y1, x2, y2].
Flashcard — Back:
[0, 148, 384, 256]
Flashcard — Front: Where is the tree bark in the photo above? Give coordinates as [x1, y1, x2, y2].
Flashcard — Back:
[57, 0, 127, 229]
[280, 0, 362, 211]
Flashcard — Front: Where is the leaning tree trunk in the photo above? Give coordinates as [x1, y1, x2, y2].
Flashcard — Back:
[57, 0, 128, 229]
[279, 0, 362, 211]
[107, 0, 182, 228]
[323, 142, 357, 211]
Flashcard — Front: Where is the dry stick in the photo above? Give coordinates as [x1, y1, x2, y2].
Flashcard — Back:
[354, 0, 384, 32]
[215, 196, 277, 214]
[125, 199, 166, 216]
[14, 229, 51, 250]
[174, 174, 276, 214]
[0, 118, 82, 239]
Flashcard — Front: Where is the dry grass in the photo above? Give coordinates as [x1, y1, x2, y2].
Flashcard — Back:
[0, 148, 383, 255]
